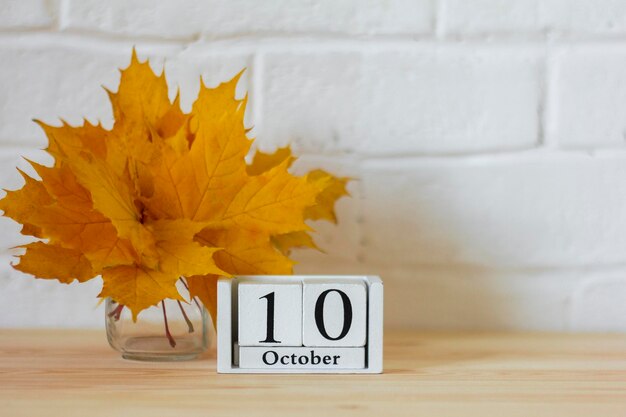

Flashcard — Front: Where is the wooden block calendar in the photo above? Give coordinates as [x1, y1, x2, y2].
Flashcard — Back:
[217, 275, 383, 374]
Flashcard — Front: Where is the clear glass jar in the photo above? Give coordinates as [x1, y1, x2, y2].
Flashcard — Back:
[105, 280, 210, 361]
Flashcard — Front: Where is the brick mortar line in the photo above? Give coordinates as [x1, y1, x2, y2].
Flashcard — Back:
[54, 0, 67, 31]
[2, 143, 626, 159]
[5, 29, 626, 50]
[357, 149, 626, 168]
[535, 43, 548, 148]
[435, 0, 447, 39]
[541, 42, 558, 149]
[250, 52, 264, 135]
[293, 255, 626, 275]
[0, 30, 192, 49]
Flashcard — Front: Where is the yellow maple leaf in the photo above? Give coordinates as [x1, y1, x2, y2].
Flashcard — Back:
[0, 169, 53, 234]
[304, 169, 350, 223]
[27, 161, 137, 270]
[0, 51, 350, 321]
[218, 159, 323, 234]
[98, 219, 227, 318]
[196, 228, 294, 275]
[246, 147, 351, 254]
[185, 274, 220, 324]
[146, 74, 251, 222]
[100, 265, 184, 321]
[246, 146, 295, 176]
[15, 242, 94, 284]
[147, 219, 226, 278]
[272, 231, 319, 256]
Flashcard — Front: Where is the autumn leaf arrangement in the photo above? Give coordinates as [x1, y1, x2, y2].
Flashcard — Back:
[0, 51, 348, 344]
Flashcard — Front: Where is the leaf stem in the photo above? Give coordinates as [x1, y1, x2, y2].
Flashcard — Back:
[177, 300, 194, 333]
[162, 301, 176, 348]
[179, 277, 203, 311]
[108, 304, 124, 321]
[180, 277, 190, 290]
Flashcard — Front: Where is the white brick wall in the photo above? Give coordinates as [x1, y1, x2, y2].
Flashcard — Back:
[261, 46, 541, 155]
[442, 0, 626, 37]
[1, 0, 626, 331]
[0, 0, 57, 29]
[62, 0, 435, 39]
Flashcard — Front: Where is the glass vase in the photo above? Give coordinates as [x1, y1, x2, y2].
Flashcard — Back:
[105, 280, 210, 361]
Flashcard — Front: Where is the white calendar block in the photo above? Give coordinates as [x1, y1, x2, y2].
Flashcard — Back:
[218, 275, 383, 374]
[302, 279, 367, 347]
[238, 279, 302, 346]
[237, 345, 365, 369]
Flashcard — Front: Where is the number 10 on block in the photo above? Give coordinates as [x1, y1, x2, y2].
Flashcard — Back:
[217, 275, 383, 374]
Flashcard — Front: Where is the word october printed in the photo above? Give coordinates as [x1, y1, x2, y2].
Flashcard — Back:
[262, 349, 341, 366]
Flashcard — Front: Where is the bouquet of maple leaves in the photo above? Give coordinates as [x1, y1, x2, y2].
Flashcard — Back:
[0, 51, 348, 323]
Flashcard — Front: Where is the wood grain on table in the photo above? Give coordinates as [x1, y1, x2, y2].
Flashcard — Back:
[1, 329, 625, 417]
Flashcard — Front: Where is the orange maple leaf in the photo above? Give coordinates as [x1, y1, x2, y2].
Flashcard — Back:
[0, 50, 350, 321]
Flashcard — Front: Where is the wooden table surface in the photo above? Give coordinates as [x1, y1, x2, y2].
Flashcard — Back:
[1, 329, 626, 417]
